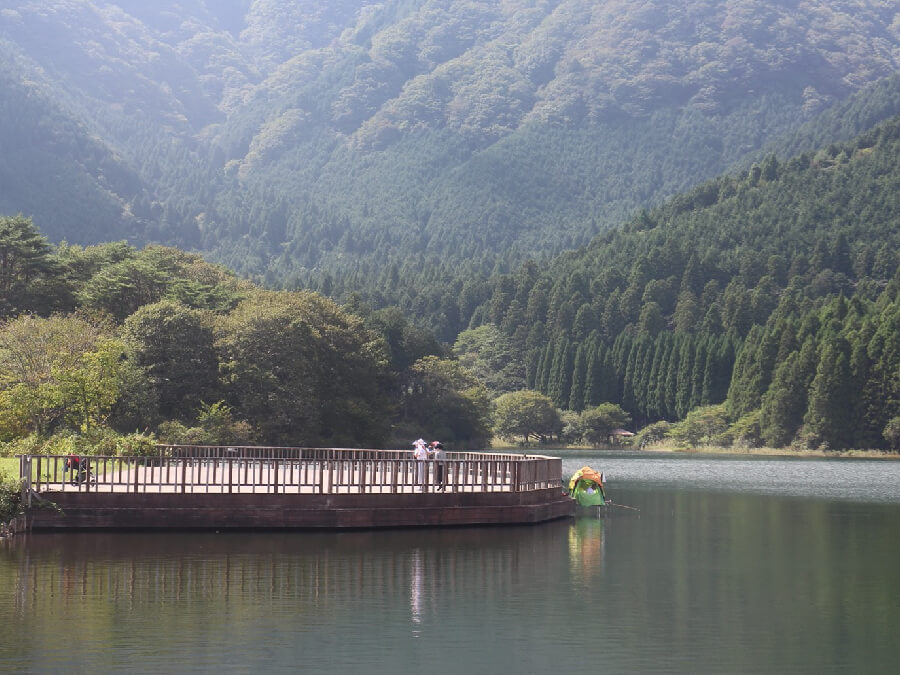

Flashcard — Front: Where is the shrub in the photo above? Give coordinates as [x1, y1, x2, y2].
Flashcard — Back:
[0, 474, 23, 524]
[634, 421, 672, 448]
[116, 432, 158, 457]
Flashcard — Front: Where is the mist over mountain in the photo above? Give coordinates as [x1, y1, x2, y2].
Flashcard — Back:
[1, 1, 898, 306]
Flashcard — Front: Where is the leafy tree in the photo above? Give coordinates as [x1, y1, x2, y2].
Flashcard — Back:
[123, 300, 220, 422]
[217, 290, 392, 447]
[884, 416, 900, 451]
[634, 420, 672, 448]
[364, 305, 443, 373]
[580, 403, 631, 447]
[492, 390, 560, 444]
[669, 404, 729, 447]
[452, 323, 525, 397]
[402, 355, 492, 448]
[0, 313, 126, 437]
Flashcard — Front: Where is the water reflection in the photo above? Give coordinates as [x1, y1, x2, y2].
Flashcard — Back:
[568, 515, 606, 587]
[3, 458, 900, 674]
[410, 548, 422, 630]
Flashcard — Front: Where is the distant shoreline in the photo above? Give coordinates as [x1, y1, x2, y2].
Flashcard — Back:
[490, 442, 900, 459]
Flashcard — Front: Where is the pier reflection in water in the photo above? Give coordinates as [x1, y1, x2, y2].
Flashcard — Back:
[3, 478, 900, 673]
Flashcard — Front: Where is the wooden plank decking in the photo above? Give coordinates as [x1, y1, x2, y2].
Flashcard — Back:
[18, 447, 575, 530]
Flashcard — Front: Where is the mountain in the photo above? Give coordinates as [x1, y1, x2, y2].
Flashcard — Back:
[1, 1, 899, 321]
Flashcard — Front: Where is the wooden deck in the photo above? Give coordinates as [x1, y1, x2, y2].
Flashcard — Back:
[18, 446, 575, 530]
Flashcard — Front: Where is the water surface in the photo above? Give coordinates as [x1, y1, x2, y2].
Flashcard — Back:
[3, 452, 899, 674]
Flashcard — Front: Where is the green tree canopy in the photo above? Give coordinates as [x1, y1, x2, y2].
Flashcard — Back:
[402, 355, 492, 448]
[580, 403, 632, 446]
[492, 390, 560, 444]
[0, 215, 55, 317]
[123, 300, 220, 423]
[216, 290, 392, 447]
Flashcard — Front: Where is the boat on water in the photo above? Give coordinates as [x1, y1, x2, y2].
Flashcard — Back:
[568, 466, 607, 509]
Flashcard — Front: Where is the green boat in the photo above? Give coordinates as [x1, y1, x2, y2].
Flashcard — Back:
[568, 466, 607, 508]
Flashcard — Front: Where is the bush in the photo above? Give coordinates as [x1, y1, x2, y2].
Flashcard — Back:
[884, 416, 900, 451]
[727, 410, 762, 449]
[156, 402, 255, 446]
[0, 474, 23, 524]
[669, 405, 729, 447]
[0, 428, 156, 458]
[115, 432, 158, 457]
[634, 421, 672, 448]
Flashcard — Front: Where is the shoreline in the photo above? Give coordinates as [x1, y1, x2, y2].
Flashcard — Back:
[490, 441, 900, 460]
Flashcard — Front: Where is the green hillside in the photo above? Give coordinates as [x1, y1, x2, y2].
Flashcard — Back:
[0, 46, 145, 244]
[465, 115, 900, 449]
[1, 1, 899, 300]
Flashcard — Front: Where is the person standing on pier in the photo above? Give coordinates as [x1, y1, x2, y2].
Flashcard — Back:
[430, 441, 446, 491]
[413, 438, 429, 491]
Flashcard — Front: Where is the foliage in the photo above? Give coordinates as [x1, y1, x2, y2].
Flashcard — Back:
[122, 300, 220, 422]
[4, 1, 900, 348]
[0, 473, 23, 524]
[401, 356, 492, 449]
[579, 403, 632, 447]
[0, 313, 127, 437]
[669, 405, 730, 448]
[0, 215, 56, 318]
[727, 411, 763, 449]
[492, 390, 560, 444]
[453, 324, 525, 397]
[157, 402, 254, 447]
[634, 421, 672, 448]
[884, 417, 900, 451]
[216, 290, 393, 447]
[462, 114, 900, 449]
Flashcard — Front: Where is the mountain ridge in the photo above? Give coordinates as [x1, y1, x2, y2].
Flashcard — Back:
[0, 1, 898, 313]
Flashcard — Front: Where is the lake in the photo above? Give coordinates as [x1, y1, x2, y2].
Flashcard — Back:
[2, 451, 899, 674]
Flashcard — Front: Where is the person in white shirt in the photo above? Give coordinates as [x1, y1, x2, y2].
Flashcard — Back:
[413, 439, 429, 490]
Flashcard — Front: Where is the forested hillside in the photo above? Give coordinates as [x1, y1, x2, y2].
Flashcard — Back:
[0, 214, 490, 454]
[463, 116, 900, 449]
[0, 46, 145, 243]
[1, 0, 899, 325]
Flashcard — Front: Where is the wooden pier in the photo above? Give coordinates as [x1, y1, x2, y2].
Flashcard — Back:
[18, 446, 575, 530]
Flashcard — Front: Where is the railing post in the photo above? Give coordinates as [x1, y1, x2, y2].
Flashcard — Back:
[21, 455, 31, 507]
[273, 459, 279, 494]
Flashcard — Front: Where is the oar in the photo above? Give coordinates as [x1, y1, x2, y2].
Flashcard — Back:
[607, 501, 639, 512]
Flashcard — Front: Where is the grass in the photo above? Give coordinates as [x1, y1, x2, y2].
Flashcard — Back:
[0, 457, 19, 479]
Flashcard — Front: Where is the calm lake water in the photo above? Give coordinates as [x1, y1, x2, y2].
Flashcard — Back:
[2, 451, 899, 674]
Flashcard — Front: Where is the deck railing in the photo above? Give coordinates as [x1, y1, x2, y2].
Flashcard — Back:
[18, 446, 562, 503]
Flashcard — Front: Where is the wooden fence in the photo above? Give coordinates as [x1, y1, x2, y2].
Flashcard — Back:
[19, 446, 562, 504]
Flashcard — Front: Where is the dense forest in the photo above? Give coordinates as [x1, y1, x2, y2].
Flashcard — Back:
[1, 1, 899, 324]
[457, 115, 900, 450]
[1, 2, 900, 454]
[2, 111, 900, 453]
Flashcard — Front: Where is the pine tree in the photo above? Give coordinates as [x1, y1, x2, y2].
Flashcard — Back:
[569, 343, 587, 412]
[690, 338, 708, 410]
[759, 352, 806, 447]
[804, 337, 855, 449]
[675, 338, 696, 418]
